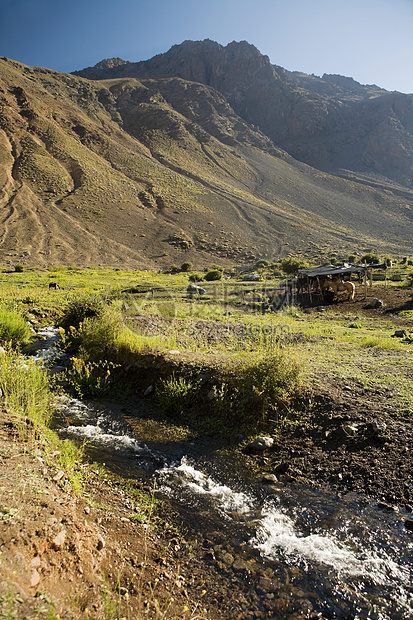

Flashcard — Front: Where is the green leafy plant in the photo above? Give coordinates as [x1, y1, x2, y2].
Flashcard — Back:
[235, 350, 303, 423]
[0, 308, 32, 348]
[59, 294, 105, 331]
[67, 358, 118, 398]
[204, 269, 222, 281]
[279, 257, 310, 275]
[360, 252, 381, 265]
[180, 261, 193, 272]
[156, 374, 199, 415]
[0, 350, 52, 433]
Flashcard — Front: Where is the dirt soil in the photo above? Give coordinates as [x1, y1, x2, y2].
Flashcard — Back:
[0, 286, 412, 619]
[0, 414, 229, 620]
[272, 285, 413, 506]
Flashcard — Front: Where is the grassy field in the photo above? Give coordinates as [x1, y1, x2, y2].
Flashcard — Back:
[1, 264, 412, 429]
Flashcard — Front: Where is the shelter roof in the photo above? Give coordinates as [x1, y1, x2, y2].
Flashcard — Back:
[297, 263, 368, 278]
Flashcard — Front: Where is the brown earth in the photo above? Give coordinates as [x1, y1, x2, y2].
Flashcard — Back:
[254, 285, 413, 507]
[2, 54, 413, 273]
[0, 286, 412, 619]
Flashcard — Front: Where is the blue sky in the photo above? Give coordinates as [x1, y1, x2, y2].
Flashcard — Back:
[1, 0, 413, 93]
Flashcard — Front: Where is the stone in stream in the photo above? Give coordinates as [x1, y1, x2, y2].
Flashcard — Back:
[261, 473, 278, 484]
[367, 298, 383, 309]
[143, 385, 154, 396]
[245, 436, 274, 453]
[231, 559, 249, 573]
[257, 576, 284, 593]
[404, 519, 413, 531]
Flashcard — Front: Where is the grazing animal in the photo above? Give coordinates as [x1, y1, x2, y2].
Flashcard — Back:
[48, 282, 59, 290]
[330, 278, 355, 301]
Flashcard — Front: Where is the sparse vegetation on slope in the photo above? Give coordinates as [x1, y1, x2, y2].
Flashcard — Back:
[1, 52, 413, 271]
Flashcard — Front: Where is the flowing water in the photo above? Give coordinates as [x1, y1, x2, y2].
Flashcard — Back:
[36, 329, 413, 619]
[53, 395, 413, 620]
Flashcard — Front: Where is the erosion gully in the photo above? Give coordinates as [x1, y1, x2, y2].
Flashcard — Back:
[36, 327, 413, 619]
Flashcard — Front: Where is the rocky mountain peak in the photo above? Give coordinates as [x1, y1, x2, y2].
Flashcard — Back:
[72, 57, 130, 79]
[73, 39, 413, 188]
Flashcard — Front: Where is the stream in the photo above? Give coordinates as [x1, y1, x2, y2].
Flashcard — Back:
[36, 327, 413, 619]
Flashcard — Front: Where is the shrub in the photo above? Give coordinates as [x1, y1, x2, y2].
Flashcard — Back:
[180, 261, 193, 272]
[234, 350, 303, 422]
[14, 264, 24, 273]
[60, 307, 123, 359]
[360, 252, 381, 265]
[208, 263, 224, 272]
[0, 309, 31, 348]
[0, 350, 51, 433]
[188, 273, 204, 282]
[67, 358, 117, 399]
[204, 269, 223, 281]
[59, 294, 105, 331]
[279, 257, 310, 275]
[156, 374, 199, 415]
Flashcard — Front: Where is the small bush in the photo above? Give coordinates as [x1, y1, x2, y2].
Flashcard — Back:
[180, 261, 193, 272]
[14, 264, 24, 273]
[188, 273, 204, 282]
[204, 269, 223, 281]
[279, 257, 310, 275]
[0, 309, 31, 348]
[0, 350, 51, 434]
[67, 358, 117, 399]
[360, 252, 381, 265]
[156, 374, 199, 415]
[59, 307, 123, 358]
[59, 294, 105, 331]
[234, 350, 303, 422]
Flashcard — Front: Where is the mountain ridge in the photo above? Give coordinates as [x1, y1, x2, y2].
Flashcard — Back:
[0, 41, 412, 270]
[75, 40, 413, 188]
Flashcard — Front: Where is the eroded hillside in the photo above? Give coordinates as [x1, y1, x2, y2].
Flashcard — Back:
[1, 50, 413, 270]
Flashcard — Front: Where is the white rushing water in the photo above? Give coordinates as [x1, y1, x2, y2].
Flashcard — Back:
[64, 423, 148, 453]
[33, 326, 62, 361]
[158, 457, 412, 594]
[158, 457, 254, 517]
[55, 396, 149, 454]
[252, 508, 411, 586]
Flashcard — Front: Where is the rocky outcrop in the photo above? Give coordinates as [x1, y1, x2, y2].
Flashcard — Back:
[75, 39, 413, 187]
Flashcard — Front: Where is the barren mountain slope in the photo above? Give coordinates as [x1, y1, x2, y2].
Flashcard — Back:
[78, 40, 413, 189]
[1, 55, 412, 270]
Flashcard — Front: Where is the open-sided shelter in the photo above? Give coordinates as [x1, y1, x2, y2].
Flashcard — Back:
[297, 262, 388, 302]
